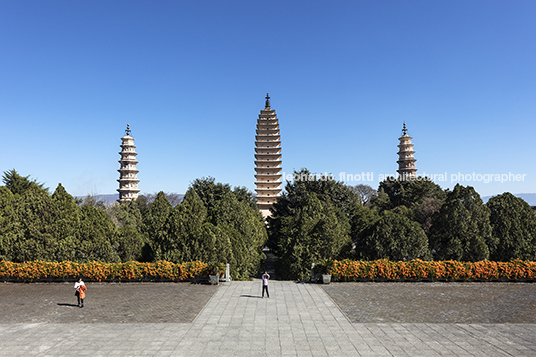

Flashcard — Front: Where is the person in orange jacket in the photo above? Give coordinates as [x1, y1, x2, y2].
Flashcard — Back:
[74, 278, 87, 308]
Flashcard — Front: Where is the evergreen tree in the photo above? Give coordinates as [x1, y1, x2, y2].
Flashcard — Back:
[273, 169, 358, 219]
[2, 169, 48, 196]
[163, 189, 209, 263]
[211, 190, 267, 279]
[412, 196, 444, 237]
[350, 203, 380, 259]
[207, 223, 236, 270]
[191, 222, 219, 263]
[377, 177, 445, 210]
[358, 209, 431, 261]
[268, 169, 357, 279]
[190, 177, 234, 213]
[373, 177, 445, 236]
[191, 180, 266, 279]
[132, 194, 151, 217]
[232, 186, 258, 210]
[142, 191, 172, 261]
[272, 194, 351, 280]
[77, 205, 119, 263]
[51, 184, 80, 261]
[0, 187, 17, 261]
[11, 187, 57, 262]
[368, 188, 392, 212]
[430, 184, 495, 261]
[115, 225, 146, 262]
[487, 193, 536, 261]
[74, 193, 147, 263]
[106, 200, 143, 229]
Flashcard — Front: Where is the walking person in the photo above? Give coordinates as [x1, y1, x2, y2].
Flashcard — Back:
[262, 272, 270, 298]
[74, 278, 87, 308]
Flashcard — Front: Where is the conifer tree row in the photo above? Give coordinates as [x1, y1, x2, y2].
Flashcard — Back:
[267, 169, 536, 280]
[1, 169, 535, 281]
[0, 171, 266, 280]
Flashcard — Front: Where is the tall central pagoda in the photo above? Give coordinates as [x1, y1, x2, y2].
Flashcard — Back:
[117, 124, 140, 202]
[396, 122, 417, 179]
[254, 93, 282, 217]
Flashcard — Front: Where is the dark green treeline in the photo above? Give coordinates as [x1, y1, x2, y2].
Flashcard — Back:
[1, 169, 536, 281]
[268, 169, 536, 280]
[0, 171, 266, 280]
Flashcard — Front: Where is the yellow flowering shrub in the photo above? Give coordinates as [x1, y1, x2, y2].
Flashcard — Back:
[329, 259, 536, 282]
[0, 260, 226, 282]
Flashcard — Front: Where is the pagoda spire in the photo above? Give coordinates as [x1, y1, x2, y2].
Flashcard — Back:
[265, 93, 271, 110]
[397, 123, 417, 179]
[255, 94, 282, 217]
[117, 124, 140, 202]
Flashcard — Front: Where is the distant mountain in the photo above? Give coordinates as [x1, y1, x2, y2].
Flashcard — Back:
[482, 193, 536, 206]
[94, 194, 120, 204]
[76, 194, 119, 205]
[76, 193, 184, 206]
[80, 192, 536, 206]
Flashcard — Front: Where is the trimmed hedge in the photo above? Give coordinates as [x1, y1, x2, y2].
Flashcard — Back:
[329, 259, 536, 282]
[0, 260, 226, 282]
[3, 259, 534, 283]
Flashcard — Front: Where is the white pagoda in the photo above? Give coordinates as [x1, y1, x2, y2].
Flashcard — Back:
[254, 94, 282, 217]
[117, 124, 140, 202]
[397, 122, 417, 179]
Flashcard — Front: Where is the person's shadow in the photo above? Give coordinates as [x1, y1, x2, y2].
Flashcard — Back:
[240, 295, 262, 298]
[57, 303, 79, 307]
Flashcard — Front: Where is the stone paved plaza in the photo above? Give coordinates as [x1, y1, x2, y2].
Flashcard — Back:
[0, 281, 535, 356]
[0, 283, 216, 324]
[322, 282, 536, 324]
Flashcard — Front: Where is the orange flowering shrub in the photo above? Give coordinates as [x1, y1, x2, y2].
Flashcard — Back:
[0, 260, 226, 282]
[328, 259, 536, 282]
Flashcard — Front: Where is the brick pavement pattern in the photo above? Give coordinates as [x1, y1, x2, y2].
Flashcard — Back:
[0, 281, 535, 356]
[322, 282, 536, 323]
[0, 282, 217, 323]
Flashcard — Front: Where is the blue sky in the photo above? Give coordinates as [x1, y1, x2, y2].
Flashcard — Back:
[1, 1, 535, 198]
